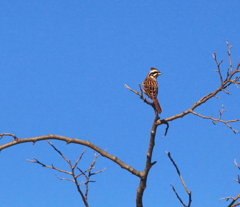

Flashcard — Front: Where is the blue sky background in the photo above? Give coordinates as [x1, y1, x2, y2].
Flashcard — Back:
[0, 1, 240, 207]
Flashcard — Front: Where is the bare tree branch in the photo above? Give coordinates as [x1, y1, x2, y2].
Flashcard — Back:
[212, 51, 224, 83]
[124, 84, 154, 109]
[1, 41, 239, 207]
[233, 159, 240, 183]
[226, 40, 233, 74]
[77, 152, 105, 200]
[136, 113, 159, 207]
[0, 133, 18, 141]
[125, 46, 240, 134]
[220, 194, 240, 207]
[0, 134, 141, 177]
[220, 159, 240, 206]
[27, 158, 72, 174]
[234, 159, 240, 170]
[167, 152, 192, 207]
[27, 141, 105, 207]
[170, 184, 187, 207]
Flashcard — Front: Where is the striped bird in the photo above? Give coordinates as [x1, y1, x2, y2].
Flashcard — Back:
[142, 67, 162, 113]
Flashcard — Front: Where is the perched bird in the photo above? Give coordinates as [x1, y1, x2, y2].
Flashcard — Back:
[142, 67, 162, 113]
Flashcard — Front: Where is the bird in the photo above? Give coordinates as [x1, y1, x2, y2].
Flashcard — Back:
[142, 67, 162, 113]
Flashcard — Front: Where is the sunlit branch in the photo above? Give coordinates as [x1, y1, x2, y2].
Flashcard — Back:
[0, 134, 141, 177]
[220, 194, 240, 207]
[125, 43, 240, 134]
[0, 133, 18, 141]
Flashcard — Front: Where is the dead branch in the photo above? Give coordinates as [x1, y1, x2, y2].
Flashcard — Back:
[226, 40, 233, 74]
[27, 141, 105, 207]
[0, 134, 141, 177]
[0, 133, 18, 141]
[124, 84, 154, 109]
[233, 159, 240, 183]
[220, 159, 240, 206]
[136, 113, 159, 207]
[234, 159, 240, 170]
[125, 43, 240, 134]
[167, 152, 192, 207]
[27, 158, 72, 174]
[212, 51, 224, 83]
[220, 194, 240, 207]
[77, 152, 105, 200]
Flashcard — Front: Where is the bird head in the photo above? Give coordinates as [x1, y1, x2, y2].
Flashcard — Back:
[148, 67, 162, 79]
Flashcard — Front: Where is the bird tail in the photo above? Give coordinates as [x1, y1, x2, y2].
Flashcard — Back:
[153, 98, 162, 114]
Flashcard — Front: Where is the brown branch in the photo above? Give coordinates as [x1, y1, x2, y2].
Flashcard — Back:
[28, 151, 89, 206]
[124, 84, 155, 111]
[220, 194, 240, 207]
[234, 159, 240, 170]
[27, 141, 105, 207]
[73, 150, 86, 169]
[212, 51, 224, 83]
[125, 61, 240, 134]
[0, 134, 141, 177]
[0, 133, 18, 141]
[136, 113, 159, 207]
[220, 158, 240, 206]
[167, 152, 192, 207]
[77, 152, 105, 200]
[27, 158, 72, 174]
[232, 176, 240, 184]
[125, 42, 240, 135]
[190, 109, 240, 134]
[55, 175, 74, 182]
[233, 159, 240, 183]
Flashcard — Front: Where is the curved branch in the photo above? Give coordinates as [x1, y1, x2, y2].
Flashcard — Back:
[126, 62, 240, 133]
[220, 194, 240, 207]
[0, 134, 141, 177]
[167, 152, 192, 207]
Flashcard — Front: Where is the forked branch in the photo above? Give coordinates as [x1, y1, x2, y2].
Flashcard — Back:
[233, 159, 240, 184]
[220, 194, 240, 207]
[167, 152, 192, 207]
[125, 42, 240, 134]
[27, 141, 105, 207]
[0, 133, 141, 177]
[220, 159, 240, 206]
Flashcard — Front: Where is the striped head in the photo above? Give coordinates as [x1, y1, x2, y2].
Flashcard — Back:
[148, 67, 162, 79]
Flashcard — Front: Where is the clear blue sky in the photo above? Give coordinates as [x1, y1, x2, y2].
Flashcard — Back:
[0, 1, 240, 207]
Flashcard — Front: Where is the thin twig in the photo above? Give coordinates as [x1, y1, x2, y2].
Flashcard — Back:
[125, 43, 240, 134]
[27, 142, 105, 207]
[0, 134, 141, 177]
[226, 40, 233, 74]
[212, 51, 224, 83]
[167, 152, 192, 207]
[234, 159, 240, 169]
[170, 185, 187, 207]
[125, 84, 155, 109]
[220, 194, 240, 207]
[0, 133, 18, 141]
